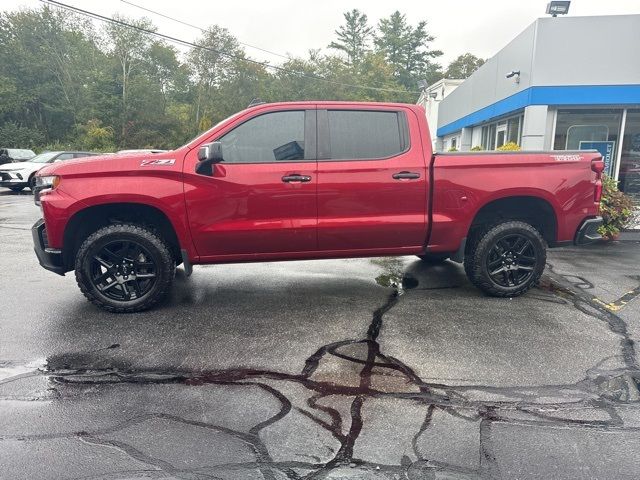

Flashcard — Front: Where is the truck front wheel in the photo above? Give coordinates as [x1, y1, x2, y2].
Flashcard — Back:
[464, 220, 546, 297]
[75, 224, 175, 313]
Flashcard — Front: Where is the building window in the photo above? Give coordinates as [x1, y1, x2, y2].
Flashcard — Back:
[619, 109, 640, 204]
[507, 116, 522, 144]
[553, 109, 622, 152]
[450, 137, 457, 150]
[480, 114, 522, 150]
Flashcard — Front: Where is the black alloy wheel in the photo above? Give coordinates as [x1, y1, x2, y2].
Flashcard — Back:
[485, 234, 537, 287]
[464, 220, 546, 297]
[75, 223, 175, 312]
[90, 240, 157, 301]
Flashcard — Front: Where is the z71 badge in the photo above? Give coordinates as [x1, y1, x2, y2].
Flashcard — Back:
[140, 158, 175, 166]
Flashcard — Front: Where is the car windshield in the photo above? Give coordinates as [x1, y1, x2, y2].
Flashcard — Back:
[28, 152, 59, 163]
[7, 149, 34, 159]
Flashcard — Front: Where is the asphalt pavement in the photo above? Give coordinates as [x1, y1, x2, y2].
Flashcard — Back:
[1, 190, 640, 479]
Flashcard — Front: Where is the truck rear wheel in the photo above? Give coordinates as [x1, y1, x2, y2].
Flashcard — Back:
[75, 224, 175, 313]
[464, 220, 546, 297]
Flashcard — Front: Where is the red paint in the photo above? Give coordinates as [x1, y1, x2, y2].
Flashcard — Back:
[37, 101, 602, 269]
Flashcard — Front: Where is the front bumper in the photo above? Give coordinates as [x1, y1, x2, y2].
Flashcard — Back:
[575, 216, 604, 245]
[0, 179, 28, 188]
[32, 218, 66, 275]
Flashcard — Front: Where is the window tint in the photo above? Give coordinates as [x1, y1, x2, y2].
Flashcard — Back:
[55, 153, 74, 161]
[327, 110, 406, 160]
[218, 110, 305, 163]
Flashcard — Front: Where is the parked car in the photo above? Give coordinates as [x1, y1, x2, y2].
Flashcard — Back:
[0, 151, 99, 192]
[32, 101, 604, 312]
[0, 148, 35, 165]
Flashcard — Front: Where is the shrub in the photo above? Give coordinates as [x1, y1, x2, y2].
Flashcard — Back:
[447, 147, 458, 152]
[496, 142, 520, 151]
[598, 175, 634, 239]
[471, 145, 484, 151]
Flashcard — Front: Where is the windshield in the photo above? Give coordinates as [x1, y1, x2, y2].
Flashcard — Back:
[7, 149, 34, 159]
[28, 152, 59, 163]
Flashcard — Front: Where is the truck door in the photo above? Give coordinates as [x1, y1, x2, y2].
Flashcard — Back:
[183, 108, 318, 259]
[316, 107, 428, 252]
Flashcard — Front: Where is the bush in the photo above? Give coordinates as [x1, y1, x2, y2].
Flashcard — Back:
[496, 142, 520, 151]
[598, 175, 634, 239]
[471, 145, 484, 151]
[447, 147, 458, 152]
[0, 122, 45, 149]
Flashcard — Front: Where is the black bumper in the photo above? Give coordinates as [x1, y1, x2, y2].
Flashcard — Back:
[32, 219, 66, 275]
[575, 216, 604, 245]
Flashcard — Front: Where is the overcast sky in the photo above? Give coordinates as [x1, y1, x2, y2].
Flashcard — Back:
[3, 0, 639, 67]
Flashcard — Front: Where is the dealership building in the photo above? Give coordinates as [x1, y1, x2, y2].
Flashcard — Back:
[419, 14, 640, 205]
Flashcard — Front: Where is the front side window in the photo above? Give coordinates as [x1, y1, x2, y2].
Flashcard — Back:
[326, 110, 407, 160]
[218, 110, 305, 163]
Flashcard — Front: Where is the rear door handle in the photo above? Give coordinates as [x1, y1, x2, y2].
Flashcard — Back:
[282, 174, 312, 183]
[392, 171, 421, 180]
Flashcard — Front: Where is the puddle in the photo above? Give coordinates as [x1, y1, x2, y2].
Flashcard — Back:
[0, 359, 46, 382]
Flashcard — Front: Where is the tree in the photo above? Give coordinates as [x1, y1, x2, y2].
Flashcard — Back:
[102, 14, 154, 146]
[328, 9, 373, 65]
[188, 25, 243, 132]
[444, 53, 485, 79]
[0, 6, 102, 143]
[374, 11, 443, 89]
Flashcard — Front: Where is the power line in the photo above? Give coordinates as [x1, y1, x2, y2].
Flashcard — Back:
[41, 0, 418, 95]
[120, 0, 291, 61]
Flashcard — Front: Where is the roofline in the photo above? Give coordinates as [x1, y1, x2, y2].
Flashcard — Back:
[437, 84, 640, 136]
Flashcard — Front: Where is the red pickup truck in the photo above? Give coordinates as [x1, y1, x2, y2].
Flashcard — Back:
[32, 101, 604, 312]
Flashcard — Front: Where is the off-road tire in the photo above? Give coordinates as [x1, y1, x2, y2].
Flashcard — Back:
[75, 223, 175, 313]
[463, 220, 546, 297]
[417, 253, 449, 264]
[28, 174, 37, 192]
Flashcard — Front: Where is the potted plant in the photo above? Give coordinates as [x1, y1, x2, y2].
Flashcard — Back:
[496, 142, 521, 151]
[597, 175, 634, 240]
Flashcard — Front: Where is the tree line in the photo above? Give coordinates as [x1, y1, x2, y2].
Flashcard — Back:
[0, 6, 485, 152]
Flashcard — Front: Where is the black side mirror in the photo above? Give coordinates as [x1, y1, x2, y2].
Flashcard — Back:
[196, 141, 223, 176]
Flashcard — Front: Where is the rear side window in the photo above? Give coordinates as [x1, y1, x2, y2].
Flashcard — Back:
[326, 110, 408, 160]
[218, 110, 306, 163]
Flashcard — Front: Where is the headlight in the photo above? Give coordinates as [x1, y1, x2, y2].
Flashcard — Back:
[36, 175, 61, 190]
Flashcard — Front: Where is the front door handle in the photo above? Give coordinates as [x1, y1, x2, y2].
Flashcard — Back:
[282, 174, 312, 183]
[392, 171, 421, 180]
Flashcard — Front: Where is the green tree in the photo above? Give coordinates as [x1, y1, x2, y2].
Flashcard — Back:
[102, 14, 155, 146]
[0, 6, 102, 143]
[188, 26, 244, 132]
[374, 11, 443, 89]
[328, 9, 373, 65]
[444, 53, 485, 79]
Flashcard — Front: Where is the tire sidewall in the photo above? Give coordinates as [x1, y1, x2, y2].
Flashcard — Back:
[477, 223, 546, 295]
[77, 228, 172, 311]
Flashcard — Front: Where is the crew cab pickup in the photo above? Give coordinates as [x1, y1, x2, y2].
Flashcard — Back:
[32, 101, 604, 312]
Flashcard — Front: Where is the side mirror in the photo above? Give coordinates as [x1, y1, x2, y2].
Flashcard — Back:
[196, 141, 223, 176]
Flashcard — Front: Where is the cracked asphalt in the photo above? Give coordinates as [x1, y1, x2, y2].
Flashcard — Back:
[1, 190, 640, 479]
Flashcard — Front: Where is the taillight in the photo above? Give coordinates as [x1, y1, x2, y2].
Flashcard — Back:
[591, 159, 604, 203]
[591, 160, 604, 175]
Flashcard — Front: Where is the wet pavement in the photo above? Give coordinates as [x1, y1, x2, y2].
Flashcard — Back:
[1, 190, 640, 479]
